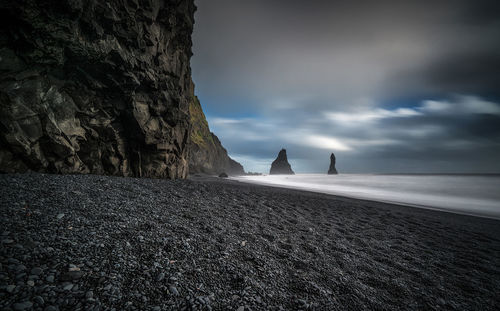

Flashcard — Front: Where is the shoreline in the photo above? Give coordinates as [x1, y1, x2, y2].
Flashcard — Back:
[230, 174, 500, 220]
[229, 177, 500, 221]
[1, 173, 500, 310]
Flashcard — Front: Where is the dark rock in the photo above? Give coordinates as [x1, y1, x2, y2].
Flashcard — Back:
[16, 264, 26, 271]
[0, 0, 198, 179]
[85, 291, 94, 299]
[12, 301, 33, 311]
[218, 172, 228, 178]
[156, 272, 165, 282]
[61, 270, 83, 281]
[188, 96, 245, 176]
[169, 285, 179, 296]
[33, 296, 44, 305]
[327, 153, 338, 174]
[270, 149, 294, 175]
[31, 267, 42, 275]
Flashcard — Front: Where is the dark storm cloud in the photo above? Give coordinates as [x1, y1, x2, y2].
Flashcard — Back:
[416, 52, 500, 97]
[191, 0, 500, 173]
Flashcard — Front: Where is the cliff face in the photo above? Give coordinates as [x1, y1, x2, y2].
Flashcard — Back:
[0, 0, 238, 178]
[188, 94, 244, 175]
[270, 149, 294, 175]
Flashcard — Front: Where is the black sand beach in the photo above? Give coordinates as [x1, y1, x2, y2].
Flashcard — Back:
[1, 173, 499, 310]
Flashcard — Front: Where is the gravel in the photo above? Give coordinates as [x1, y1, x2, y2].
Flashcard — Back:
[1, 172, 500, 310]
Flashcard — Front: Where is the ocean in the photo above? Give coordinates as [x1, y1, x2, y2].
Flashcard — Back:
[232, 174, 500, 219]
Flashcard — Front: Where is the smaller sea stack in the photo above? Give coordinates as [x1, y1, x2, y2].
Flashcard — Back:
[328, 153, 338, 174]
[270, 149, 295, 175]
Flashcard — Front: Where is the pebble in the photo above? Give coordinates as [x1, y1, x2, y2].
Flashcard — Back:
[16, 272, 26, 279]
[27, 280, 35, 286]
[12, 301, 33, 311]
[6, 284, 16, 293]
[236, 306, 245, 311]
[56, 213, 65, 219]
[31, 267, 43, 275]
[157, 272, 165, 282]
[44, 306, 57, 311]
[34, 296, 45, 305]
[169, 285, 179, 296]
[62, 270, 83, 280]
[86, 291, 94, 299]
[63, 283, 74, 291]
[46, 275, 54, 283]
[16, 264, 26, 271]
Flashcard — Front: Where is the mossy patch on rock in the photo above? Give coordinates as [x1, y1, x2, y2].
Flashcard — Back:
[187, 92, 244, 176]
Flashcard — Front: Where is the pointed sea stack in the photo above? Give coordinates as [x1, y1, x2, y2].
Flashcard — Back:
[328, 153, 338, 174]
[270, 149, 295, 175]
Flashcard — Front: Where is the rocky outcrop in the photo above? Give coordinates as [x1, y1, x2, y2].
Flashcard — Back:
[187, 94, 244, 175]
[328, 152, 338, 174]
[0, 0, 198, 178]
[270, 149, 294, 175]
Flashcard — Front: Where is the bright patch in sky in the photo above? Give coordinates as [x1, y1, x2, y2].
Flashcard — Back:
[304, 135, 352, 151]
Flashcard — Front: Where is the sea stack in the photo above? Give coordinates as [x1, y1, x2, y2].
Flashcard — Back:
[270, 149, 295, 175]
[328, 153, 338, 174]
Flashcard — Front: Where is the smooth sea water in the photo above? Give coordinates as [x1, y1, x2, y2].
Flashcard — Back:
[233, 174, 500, 219]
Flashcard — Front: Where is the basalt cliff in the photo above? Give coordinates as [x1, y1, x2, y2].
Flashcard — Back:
[0, 0, 243, 178]
[188, 95, 244, 175]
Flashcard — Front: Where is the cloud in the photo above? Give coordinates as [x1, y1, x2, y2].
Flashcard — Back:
[421, 95, 500, 115]
[207, 95, 500, 173]
[210, 118, 245, 125]
[192, 0, 500, 173]
[193, 0, 500, 115]
[300, 135, 352, 151]
[324, 95, 500, 126]
[324, 107, 422, 124]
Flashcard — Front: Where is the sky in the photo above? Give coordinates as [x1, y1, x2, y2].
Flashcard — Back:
[191, 0, 500, 174]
